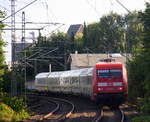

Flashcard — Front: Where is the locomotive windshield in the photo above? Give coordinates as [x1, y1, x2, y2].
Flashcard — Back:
[98, 69, 122, 78]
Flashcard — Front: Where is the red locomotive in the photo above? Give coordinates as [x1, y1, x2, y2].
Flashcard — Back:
[92, 59, 128, 104]
[34, 58, 128, 105]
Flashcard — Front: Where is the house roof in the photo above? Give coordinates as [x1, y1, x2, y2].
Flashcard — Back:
[67, 24, 83, 38]
[70, 53, 130, 67]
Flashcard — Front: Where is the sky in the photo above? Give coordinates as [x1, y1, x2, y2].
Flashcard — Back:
[0, 0, 149, 63]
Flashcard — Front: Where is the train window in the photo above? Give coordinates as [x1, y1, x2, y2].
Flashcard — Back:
[98, 70, 109, 78]
[37, 78, 45, 84]
[98, 69, 122, 78]
[110, 69, 122, 78]
[71, 77, 79, 85]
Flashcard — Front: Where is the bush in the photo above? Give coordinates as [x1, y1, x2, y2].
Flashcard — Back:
[132, 116, 150, 122]
[0, 102, 30, 122]
[140, 98, 150, 115]
[0, 93, 27, 112]
[0, 92, 30, 121]
[0, 103, 14, 122]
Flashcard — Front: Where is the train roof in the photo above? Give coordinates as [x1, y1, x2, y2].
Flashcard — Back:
[48, 71, 64, 77]
[96, 61, 123, 65]
[35, 72, 50, 78]
[49, 68, 93, 77]
[35, 68, 94, 79]
[95, 61, 124, 69]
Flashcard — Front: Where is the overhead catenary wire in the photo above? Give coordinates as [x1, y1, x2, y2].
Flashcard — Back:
[3, 21, 62, 25]
[1, 0, 62, 37]
[109, 0, 114, 12]
[85, 0, 101, 17]
[1, 28, 44, 30]
[41, 0, 61, 37]
[39, 47, 59, 58]
[46, 23, 65, 37]
[1, 0, 64, 44]
[44, 0, 58, 22]
[1, 0, 39, 22]
[115, 0, 131, 13]
[109, 0, 113, 6]
[0, 3, 44, 29]
[42, 0, 51, 23]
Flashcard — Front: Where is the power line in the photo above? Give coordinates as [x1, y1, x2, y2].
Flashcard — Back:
[0, 3, 43, 29]
[3, 21, 62, 25]
[109, 0, 113, 6]
[1, 0, 39, 22]
[42, 0, 51, 23]
[44, 0, 58, 21]
[45, 24, 65, 37]
[115, 0, 131, 13]
[109, 0, 114, 11]
[1, 28, 44, 30]
[85, 0, 100, 17]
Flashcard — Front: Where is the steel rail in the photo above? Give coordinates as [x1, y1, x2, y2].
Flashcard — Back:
[47, 97, 75, 122]
[42, 99, 60, 119]
[27, 95, 42, 110]
[92, 105, 125, 122]
[119, 107, 125, 122]
[92, 106, 104, 122]
[26, 94, 60, 122]
[27, 94, 74, 122]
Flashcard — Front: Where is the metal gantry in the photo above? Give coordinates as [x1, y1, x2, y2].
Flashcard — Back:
[11, 0, 17, 96]
[22, 11, 27, 100]
[22, 12, 25, 52]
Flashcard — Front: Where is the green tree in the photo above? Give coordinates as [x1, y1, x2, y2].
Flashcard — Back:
[99, 13, 124, 53]
[82, 12, 142, 54]
[74, 33, 83, 46]
[84, 12, 124, 53]
[125, 11, 143, 53]
[0, 10, 6, 92]
[139, 3, 150, 98]
[127, 2, 150, 114]
[86, 22, 100, 51]
[83, 22, 88, 46]
[49, 32, 68, 42]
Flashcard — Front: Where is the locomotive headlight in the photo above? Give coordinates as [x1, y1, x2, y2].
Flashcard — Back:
[113, 82, 122, 86]
[118, 87, 123, 90]
[98, 88, 103, 91]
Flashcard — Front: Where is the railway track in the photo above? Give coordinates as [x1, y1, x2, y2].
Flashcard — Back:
[92, 105, 104, 122]
[92, 105, 125, 122]
[119, 107, 125, 122]
[25, 94, 74, 122]
[25, 95, 59, 121]
[25, 92, 138, 122]
[44, 97, 74, 122]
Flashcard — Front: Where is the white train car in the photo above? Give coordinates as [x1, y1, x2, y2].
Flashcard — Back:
[35, 72, 50, 91]
[34, 68, 93, 97]
[47, 72, 63, 92]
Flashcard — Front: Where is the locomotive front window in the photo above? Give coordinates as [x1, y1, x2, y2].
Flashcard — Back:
[110, 69, 122, 78]
[98, 70, 109, 78]
[98, 69, 122, 78]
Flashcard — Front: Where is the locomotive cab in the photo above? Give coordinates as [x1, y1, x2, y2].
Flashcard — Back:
[92, 59, 128, 105]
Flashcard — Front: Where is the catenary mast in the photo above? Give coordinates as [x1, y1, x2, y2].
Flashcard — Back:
[11, 0, 17, 96]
